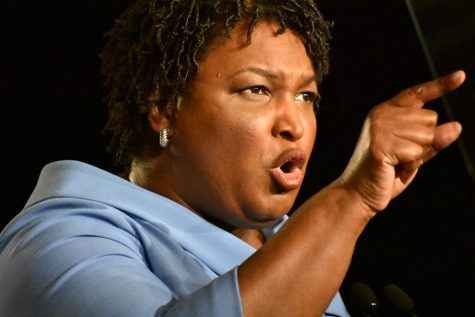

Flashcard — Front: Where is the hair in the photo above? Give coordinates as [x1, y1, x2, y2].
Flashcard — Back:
[100, 0, 333, 170]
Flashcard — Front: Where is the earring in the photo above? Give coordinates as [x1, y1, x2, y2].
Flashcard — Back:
[159, 128, 170, 148]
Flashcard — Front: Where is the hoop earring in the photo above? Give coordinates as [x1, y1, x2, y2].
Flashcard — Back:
[159, 128, 170, 148]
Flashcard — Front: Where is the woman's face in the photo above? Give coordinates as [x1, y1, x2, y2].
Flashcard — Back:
[166, 21, 318, 229]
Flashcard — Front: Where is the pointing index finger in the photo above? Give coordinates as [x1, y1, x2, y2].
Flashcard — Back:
[391, 70, 466, 108]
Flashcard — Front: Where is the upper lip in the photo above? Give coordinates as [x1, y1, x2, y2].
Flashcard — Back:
[272, 148, 306, 172]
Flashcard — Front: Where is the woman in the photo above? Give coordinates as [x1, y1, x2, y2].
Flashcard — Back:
[0, 1, 465, 316]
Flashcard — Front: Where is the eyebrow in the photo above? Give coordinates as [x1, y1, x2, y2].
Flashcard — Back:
[231, 66, 317, 87]
[231, 67, 279, 80]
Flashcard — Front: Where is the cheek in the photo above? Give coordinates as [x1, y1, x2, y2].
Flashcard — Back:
[310, 118, 317, 143]
[236, 119, 260, 144]
[304, 112, 317, 146]
[172, 106, 260, 164]
[217, 117, 263, 161]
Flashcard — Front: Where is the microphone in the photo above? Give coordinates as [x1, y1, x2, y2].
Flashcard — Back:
[346, 282, 380, 317]
[379, 283, 419, 317]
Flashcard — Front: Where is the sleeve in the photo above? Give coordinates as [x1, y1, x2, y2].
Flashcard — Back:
[156, 268, 242, 316]
[0, 201, 243, 317]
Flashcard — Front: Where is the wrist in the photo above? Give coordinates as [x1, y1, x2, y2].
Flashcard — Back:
[329, 177, 379, 223]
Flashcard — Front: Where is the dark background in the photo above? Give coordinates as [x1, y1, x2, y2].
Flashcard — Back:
[1, 0, 473, 315]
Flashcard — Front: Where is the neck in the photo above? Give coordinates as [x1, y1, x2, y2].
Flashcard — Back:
[232, 228, 266, 249]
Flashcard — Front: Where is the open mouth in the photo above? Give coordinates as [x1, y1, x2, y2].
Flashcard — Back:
[270, 149, 306, 193]
[280, 161, 298, 173]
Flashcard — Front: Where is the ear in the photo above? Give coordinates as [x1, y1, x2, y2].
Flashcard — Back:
[147, 103, 172, 135]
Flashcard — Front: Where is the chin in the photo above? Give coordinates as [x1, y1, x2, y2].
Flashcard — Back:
[239, 199, 294, 228]
[237, 216, 283, 230]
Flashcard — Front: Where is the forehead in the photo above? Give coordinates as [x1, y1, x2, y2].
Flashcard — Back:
[197, 20, 316, 79]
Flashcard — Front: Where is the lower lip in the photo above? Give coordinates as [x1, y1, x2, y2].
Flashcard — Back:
[270, 167, 303, 191]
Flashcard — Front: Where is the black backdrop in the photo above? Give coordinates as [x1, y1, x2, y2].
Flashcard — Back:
[1, 1, 474, 315]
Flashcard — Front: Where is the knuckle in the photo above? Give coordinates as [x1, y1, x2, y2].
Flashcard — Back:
[413, 84, 424, 97]
[425, 132, 435, 145]
[430, 110, 438, 125]
[405, 85, 423, 99]
[422, 108, 438, 126]
[369, 105, 388, 122]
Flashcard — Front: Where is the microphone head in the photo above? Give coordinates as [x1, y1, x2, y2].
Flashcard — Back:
[379, 283, 416, 317]
[346, 282, 380, 317]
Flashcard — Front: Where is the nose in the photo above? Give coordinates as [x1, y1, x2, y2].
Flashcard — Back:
[271, 97, 305, 141]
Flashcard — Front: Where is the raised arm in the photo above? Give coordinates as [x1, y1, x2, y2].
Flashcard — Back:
[238, 70, 466, 317]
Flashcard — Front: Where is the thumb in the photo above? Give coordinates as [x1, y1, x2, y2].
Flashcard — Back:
[423, 121, 462, 164]
[433, 121, 462, 151]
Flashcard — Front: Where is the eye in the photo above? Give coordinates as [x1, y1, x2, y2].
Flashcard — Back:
[295, 92, 321, 112]
[295, 91, 317, 103]
[240, 85, 270, 96]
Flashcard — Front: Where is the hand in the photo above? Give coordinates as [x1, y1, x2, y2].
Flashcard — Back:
[340, 70, 466, 212]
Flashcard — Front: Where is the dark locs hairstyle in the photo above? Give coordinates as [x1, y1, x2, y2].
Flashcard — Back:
[100, 0, 332, 169]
